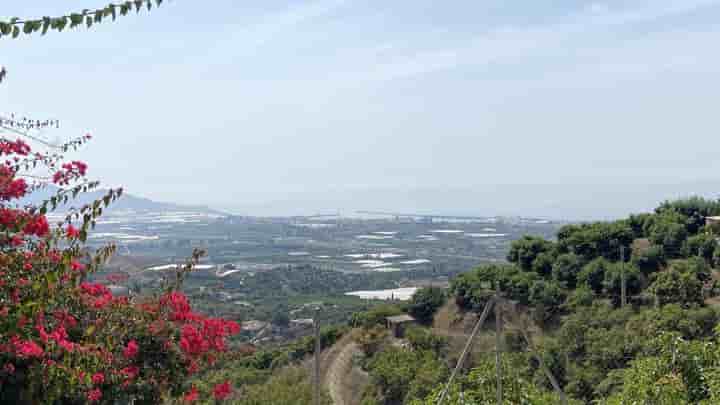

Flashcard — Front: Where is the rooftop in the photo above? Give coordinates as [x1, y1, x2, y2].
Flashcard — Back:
[386, 314, 416, 324]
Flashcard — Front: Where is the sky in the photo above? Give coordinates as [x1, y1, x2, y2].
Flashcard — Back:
[1, 0, 720, 218]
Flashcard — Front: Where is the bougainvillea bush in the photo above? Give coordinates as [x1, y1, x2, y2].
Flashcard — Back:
[0, 131, 240, 404]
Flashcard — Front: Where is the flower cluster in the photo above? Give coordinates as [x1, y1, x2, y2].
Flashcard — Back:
[52, 160, 88, 186]
[0, 137, 241, 403]
[0, 139, 31, 156]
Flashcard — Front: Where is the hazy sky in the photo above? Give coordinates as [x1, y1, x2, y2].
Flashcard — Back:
[1, 1, 719, 215]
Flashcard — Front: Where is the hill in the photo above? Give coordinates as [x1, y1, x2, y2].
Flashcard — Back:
[20, 185, 225, 215]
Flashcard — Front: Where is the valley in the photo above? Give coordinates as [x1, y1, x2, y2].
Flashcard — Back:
[86, 205, 561, 344]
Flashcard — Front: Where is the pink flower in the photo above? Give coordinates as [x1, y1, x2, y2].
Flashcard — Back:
[120, 365, 139, 380]
[213, 381, 232, 400]
[15, 339, 43, 358]
[71, 260, 85, 272]
[10, 234, 23, 246]
[87, 388, 102, 402]
[92, 372, 105, 385]
[49, 250, 61, 263]
[123, 340, 139, 359]
[58, 339, 75, 352]
[3, 363, 15, 374]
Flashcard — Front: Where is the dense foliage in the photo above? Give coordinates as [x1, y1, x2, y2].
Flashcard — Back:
[0, 5, 246, 403]
[406, 287, 445, 325]
[436, 197, 720, 404]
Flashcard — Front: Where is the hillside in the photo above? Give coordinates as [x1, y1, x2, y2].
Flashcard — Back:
[327, 196, 720, 405]
[20, 185, 224, 214]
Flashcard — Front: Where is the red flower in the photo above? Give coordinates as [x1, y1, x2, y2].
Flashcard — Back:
[184, 386, 199, 403]
[22, 214, 49, 237]
[212, 381, 232, 400]
[71, 260, 85, 272]
[58, 339, 75, 352]
[120, 365, 139, 380]
[66, 225, 80, 239]
[123, 340, 139, 359]
[92, 372, 105, 385]
[52, 161, 88, 185]
[49, 250, 61, 263]
[23, 262, 32, 271]
[87, 388, 102, 402]
[10, 234, 23, 246]
[15, 339, 43, 358]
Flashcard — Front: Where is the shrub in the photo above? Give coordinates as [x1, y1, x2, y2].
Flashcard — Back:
[407, 287, 445, 325]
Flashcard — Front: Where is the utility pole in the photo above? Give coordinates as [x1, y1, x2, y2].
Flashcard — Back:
[437, 298, 495, 405]
[313, 310, 321, 405]
[495, 284, 503, 405]
[620, 246, 626, 308]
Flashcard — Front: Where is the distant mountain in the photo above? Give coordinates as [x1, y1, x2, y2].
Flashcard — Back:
[21, 186, 225, 215]
[221, 180, 720, 221]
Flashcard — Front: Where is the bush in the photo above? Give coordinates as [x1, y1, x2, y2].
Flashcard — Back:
[405, 327, 447, 357]
[578, 258, 611, 293]
[365, 347, 448, 404]
[648, 270, 703, 307]
[552, 253, 582, 289]
[507, 236, 555, 271]
[632, 245, 666, 275]
[350, 304, 403, 329]
[0, 136, 241, 403]
[407, 287, 445, 325]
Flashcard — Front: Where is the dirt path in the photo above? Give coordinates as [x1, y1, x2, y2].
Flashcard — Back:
[325, 339, 360, 405]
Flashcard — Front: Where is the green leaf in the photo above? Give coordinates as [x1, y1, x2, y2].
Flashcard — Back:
[69, 13, 83, 28]
[23, 21, 34, 34]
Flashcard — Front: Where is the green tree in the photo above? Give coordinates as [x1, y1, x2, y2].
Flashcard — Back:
[408, 354, 576, 405]
[578, 257, 611, 294]
[656, 196, 720, 234]
[683, 233, 718, 262]
[365, 347, 448, 404]
[649, 269, 703, 306]
[562, 285, 595, 311]
[529, 280, 566, 325]
[507, 236, 555, 272]
[650, 219, 688, 258]
[632, 244, 666, 275]
[557, 221, 633, 261]
[532, 251, 556, 278]
[407, 287, 445, 325]
[671, 257, 712, 283]
[603, 262, 642, 306]
[552, 253, 582, 289]
[405, 327, 448, 357]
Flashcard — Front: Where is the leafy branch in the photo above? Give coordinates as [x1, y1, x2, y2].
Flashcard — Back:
[0, 0, 166, 39]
